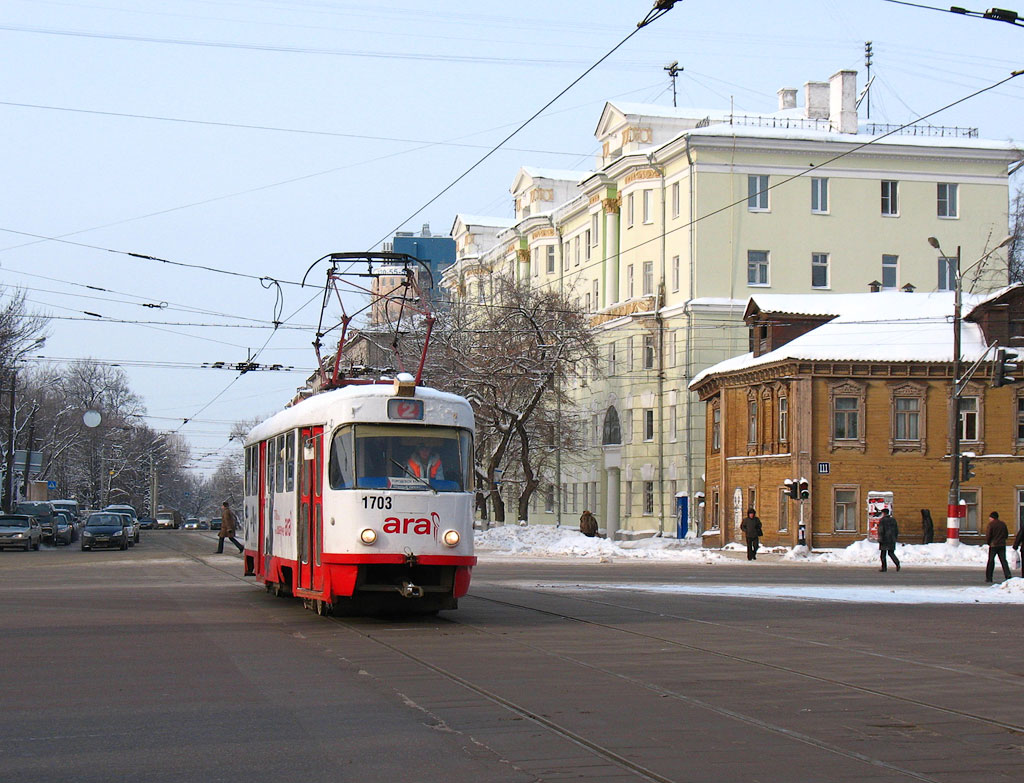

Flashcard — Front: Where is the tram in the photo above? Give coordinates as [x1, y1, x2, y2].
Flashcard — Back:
[242, 374, 476, 613]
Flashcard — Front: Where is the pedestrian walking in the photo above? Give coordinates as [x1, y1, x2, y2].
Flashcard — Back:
[1013, 521, 1024, 578]
[216, 501, 244, 554]
[984, 511, 1012, 583]
[878, 512, 900, 572]
[579, 509, 598, 537]
[740, 508, 763, 561]
[920, 508, 934, 545]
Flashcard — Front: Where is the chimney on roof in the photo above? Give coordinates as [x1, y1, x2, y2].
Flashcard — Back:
[829, 70, 858, 134]
[777, 88, 797, 111]
[804, 81, 829, 120]
[421, 223, 432, 237]
[868, 280, 882, 293]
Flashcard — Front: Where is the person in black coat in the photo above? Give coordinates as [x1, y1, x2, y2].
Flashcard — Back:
[985, 511, 1012, 583]
[1013, 520, 1024, 578]
[878, 513, 900, 572]
[740, 508, 763, 561]
[920, 508, 934, 545]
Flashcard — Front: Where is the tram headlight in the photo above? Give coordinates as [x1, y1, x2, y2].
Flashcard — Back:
[359, 528, 377, 545]
[442, 529, 460, 548]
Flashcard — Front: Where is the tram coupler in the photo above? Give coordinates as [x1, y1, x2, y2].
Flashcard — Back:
[403, 550, 418, 567]
[398, 581, 424, 599]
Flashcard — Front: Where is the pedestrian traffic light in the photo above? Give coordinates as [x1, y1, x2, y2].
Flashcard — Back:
[960, 453, 976, 482]
[798, 479, 810, 500]
[785, 478, 798, 499]
[992, 347, 1020, 387]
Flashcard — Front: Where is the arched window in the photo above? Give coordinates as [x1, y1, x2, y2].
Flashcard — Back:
[602, 406, 622, 445]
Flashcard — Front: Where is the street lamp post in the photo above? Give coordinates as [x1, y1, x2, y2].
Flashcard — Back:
[928, 235, 1012, 544]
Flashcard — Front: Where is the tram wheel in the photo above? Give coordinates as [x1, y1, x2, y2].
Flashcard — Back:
[272, 582, 288, 598]
[315, 599, 331, 617]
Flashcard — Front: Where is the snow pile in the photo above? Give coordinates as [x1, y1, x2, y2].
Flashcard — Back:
[788, 538, 1004, 567]
[475, 524, 723, 562]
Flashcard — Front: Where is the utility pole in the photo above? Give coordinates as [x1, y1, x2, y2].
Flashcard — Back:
[948, 246, 964, 543]
[864, 42, 873, 119]
[3, 370, 15, 513]
[664, 61, 682, 107]
[22, 406, 35, 500]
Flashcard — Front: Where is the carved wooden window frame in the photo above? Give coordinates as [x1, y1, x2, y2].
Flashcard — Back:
[889, 381, 927, 454]
[710, 401, 721, 453]
[832, 485, 860, 533]
[829, 381, 866, 453]
[775, 382, 789, 447]
[949, 381, 986, 454]
[1015, 391, 1024, 455]
[746, 389, 759, 453]
[760, 386, 774, 452]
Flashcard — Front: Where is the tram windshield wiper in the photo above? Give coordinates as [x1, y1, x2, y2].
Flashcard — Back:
[389, 458, 437, 494]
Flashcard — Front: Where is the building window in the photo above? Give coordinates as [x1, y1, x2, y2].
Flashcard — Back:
[545, 485, 554, 513]
[627, 193, 635, 227]
[1016, 396, 1024, 442]
[608, 341, 617, 376]
[627, 336, 634, 371]
[642, 334, 655, 369]
[591, 213, 599, 242]
[671, 255, 680, 292]
[882, 254, 898, 289]
[711, 489, 720, 530]
[671, 181, 680, 218]
[643, 189, 653, 223]
[747, 250, 769, 286]
[574, 236, 581, 267]
[627, 264, 635, 299]
[811, 177, 828, 213]
[592, 280, 599, 309]
[834, 488, 858, 533]
[642, 481, 654, 515]
[937, 183, 958, 218]
[532, 247, 538, 277]
[669, 405, 677, 441]
[834, 397, 859, 440]
[477, 285, 485, 304]
[747, 398, 758, 444]
[644, 409, 655, 441]
[585, 293, 591, 313]
[1017, 488, 1024, 533]
[778, 396, 788, 444]
[778, 488, 789, 532]
[938, 256, 956, 291]
[959, 489, 979, 534]
[711, 404, 721, 452]
[585, 230, 591, 261]
[811, 253, 829, 288]
[881, 180, 899, 216]
[546, 245, 555, 274]
[959, 396, 979, 441]
[642, 260, 654, 296]
[748, 174, 769, 211]
[894, 397, 920, 441]
[562, 240, 570, 271]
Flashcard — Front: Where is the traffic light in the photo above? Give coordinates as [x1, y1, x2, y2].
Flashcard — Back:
[798, 479, 809, 500]
[785, 479, 798, 499]
[960, 453, 976, 483]
[992, 347, 1020, 388]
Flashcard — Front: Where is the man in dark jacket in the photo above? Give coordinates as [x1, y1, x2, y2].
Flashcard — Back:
[878, 512, 900, 572]
[740, 508, 763, 561]
[984, 511, 1012, 583]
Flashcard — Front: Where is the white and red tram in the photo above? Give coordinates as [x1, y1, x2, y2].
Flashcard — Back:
[242, 376, 476, 613]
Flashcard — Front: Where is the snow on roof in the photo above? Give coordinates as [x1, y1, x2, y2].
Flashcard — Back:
[607, 101, 738, 122]
[690, 290, 991, 388]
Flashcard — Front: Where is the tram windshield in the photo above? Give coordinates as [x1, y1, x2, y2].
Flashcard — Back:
[329, 424, 472, 492]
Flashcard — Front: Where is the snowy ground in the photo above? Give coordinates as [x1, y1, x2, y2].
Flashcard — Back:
[475, 524, 1024, 604]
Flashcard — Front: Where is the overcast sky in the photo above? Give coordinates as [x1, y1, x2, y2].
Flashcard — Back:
[1, 0, 1022, 474]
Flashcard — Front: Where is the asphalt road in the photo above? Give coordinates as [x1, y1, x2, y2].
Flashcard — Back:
[2, 532, 1021, 783]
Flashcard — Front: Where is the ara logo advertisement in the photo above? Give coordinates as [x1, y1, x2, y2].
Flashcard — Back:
[382, 512, 441, 542]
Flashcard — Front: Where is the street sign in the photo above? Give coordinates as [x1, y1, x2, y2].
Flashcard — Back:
[817, 462, 830, 474]
[13, 450, 42, 472]
[47, 480, 57, 490]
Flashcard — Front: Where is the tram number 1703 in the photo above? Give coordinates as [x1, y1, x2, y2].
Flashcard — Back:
[362, 495, 393, 510]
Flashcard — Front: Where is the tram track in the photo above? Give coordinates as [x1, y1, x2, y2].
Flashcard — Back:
[156, 536, 1020, 782]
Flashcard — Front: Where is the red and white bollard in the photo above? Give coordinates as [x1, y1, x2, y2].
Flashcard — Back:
[946, 502, 965, 545]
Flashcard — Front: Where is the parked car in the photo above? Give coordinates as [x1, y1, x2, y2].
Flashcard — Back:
[54, 511, 77, 545]
[81, 513, 131, 551]
[51, 499, 80, 523]
[182, 517, 201, 530]
[14, 501, 59, 543]
[0, 515, 42, 551]
[209, 518, 221, 531]
[114, 513, 140, 545]
[138, 516, 157, 530]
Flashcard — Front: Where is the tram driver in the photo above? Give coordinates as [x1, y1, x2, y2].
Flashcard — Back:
[406, 443, 445, 481]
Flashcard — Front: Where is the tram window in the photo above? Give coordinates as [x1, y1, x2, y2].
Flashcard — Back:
[275, 435, 286, 490]
[328, 428, 355, 489]
[285, 431, 295, 492]
[267, 440, 276, 493]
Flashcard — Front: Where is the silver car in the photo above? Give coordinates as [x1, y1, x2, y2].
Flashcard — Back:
[114, 513, 140, 545]
[0, 515, 42, 551]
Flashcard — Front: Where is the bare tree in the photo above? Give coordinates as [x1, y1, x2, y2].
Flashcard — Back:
[426, 275, 598, 523]
[1010, 184, 1023, 284]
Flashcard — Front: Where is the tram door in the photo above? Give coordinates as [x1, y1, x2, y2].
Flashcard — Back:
[298, 427, 324, 592]
[257, 441, 267, 577]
